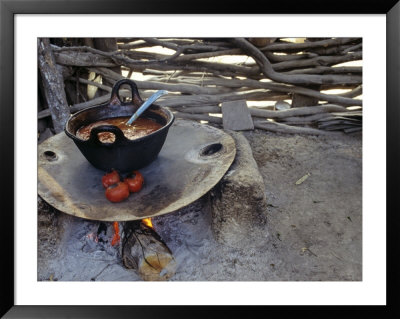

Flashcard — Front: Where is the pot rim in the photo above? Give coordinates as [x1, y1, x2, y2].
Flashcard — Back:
[64, 102, 175, 145]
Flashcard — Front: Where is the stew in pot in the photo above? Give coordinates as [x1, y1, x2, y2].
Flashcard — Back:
[76, 117, 163, 143]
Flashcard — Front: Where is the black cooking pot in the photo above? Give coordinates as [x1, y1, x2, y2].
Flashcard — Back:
[65, 79, 174, 173]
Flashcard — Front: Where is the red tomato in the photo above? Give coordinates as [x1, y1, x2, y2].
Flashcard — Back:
[124, 170, 144, 193]
[105, 182, 130, 203]
[102, 170, 120, 188]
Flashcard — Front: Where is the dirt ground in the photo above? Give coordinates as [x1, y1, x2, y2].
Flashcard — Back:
[38, 128, 362, 281]
[242, 129, 362, 280]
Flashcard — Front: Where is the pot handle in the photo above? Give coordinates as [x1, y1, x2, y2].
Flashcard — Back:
[109, 79, 144, 107]
[89, 125, 127, 145]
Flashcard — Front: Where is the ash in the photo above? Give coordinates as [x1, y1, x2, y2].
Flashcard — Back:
[152, 197, 277, 281]
[38, 198, 137, 281]
[38, 195, 279, 281]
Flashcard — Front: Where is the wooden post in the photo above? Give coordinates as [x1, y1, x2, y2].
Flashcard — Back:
[38, 38, 70, 133]
[291, 84, 321, 107]
[93, 38, 121, 87]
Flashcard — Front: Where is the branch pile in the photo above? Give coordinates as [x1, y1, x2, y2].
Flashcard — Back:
[38, 37, 362, 139]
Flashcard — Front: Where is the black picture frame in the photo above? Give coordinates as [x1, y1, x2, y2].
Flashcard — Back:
[1, 0, 399, 318]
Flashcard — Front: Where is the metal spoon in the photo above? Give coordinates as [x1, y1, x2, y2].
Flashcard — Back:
[126, 90, 169, 126]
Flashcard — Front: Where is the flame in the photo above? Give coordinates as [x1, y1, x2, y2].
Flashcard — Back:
[142, 218, 153, 228]
[111, 221, 120, 246]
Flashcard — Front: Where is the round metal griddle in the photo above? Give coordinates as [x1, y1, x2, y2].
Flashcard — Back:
[38, 119, 236, 221]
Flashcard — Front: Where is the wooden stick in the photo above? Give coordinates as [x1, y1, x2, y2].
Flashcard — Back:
[232, 38, 361, 85]
[54, 51, 116, 67]
[264, 51, 317, 62]
[68, 77, 113, 92]
[308, 44, 353, 55]
[37, 85, 359, 121]
[173, 48, 243, 62]
[260, 38, 360, 52]
[157, 90, 292, 108]
[118, 39, 147, 49]
[249, 104, 347, 119]
[54, 45, 259, 77]
[282, 66, 362, 75]
[141, 37, 232, 52]
[279, 113, 332, 124]
[271, 52, 362, 72]
[253, 120, 342, 136]
[172, 112, 223, 124]
[159, 75, 362, 106]
[90, 67, 233, 95]
[175, 105, 221, 114]
[342, 43, 362, 54]
[338, 85, 362, 98]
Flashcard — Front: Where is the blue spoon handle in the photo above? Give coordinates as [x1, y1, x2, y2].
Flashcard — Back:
[126, 90, 168, 125]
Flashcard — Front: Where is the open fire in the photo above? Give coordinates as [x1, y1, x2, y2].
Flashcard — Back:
[141, 218, 153, 229]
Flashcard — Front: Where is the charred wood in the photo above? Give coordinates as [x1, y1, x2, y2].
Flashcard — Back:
[121, 221, 176, 281]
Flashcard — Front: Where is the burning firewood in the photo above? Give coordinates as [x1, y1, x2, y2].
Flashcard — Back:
[121, 220, 176, 281]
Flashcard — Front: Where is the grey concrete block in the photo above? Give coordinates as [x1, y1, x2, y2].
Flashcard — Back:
[209, 131, 268, 249]
[221, 100, 254, 131]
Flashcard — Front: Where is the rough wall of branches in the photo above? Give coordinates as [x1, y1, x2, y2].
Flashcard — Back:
[38, 37, 362, 140]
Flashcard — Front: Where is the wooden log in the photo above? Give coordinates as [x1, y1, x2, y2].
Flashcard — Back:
[248, 37, 277, 47]
[90, 67, 361, 106]
[339, 85, 362, 98]
[271, 52, 362, 72]
[53, 46, 259, 77]
[56, 45, 362, 85]
[161, 76, 362, 106]
[93, 38, 122, 88]
[54, 51, 116, 67]
[282, 66, 362, 75]
[38, 94, 351, 121]
[62, 77, 289, 112]
[37, 83, 359, 121]
[279, 113, 331, 124]
[38, 38, 70, 133]
[264, 51, 317, 62]
[342, 43, 362, 54]
[249, 104, 347, 119]
[161, 90, 286, 107]
[253, 120, 342, 136]
[172, 112, 223, 124]
[141, 37, 232, 52]
[291, 93, 320, 108]
[39, 87, 164, 119]
[308, 44, 355, 56]
[90, 67, 233, 95]
[260, 37, 360, 52]
[232, 38, 362, 86]
[175, 105, 221, 114]
[173, 48, 242, 62]
[125, 48, 245, 63]
[118, 39, 148, 50]
[122, 221, 176, 281]
[68, 77, 113, 93]
[291, 84, 321, 107]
